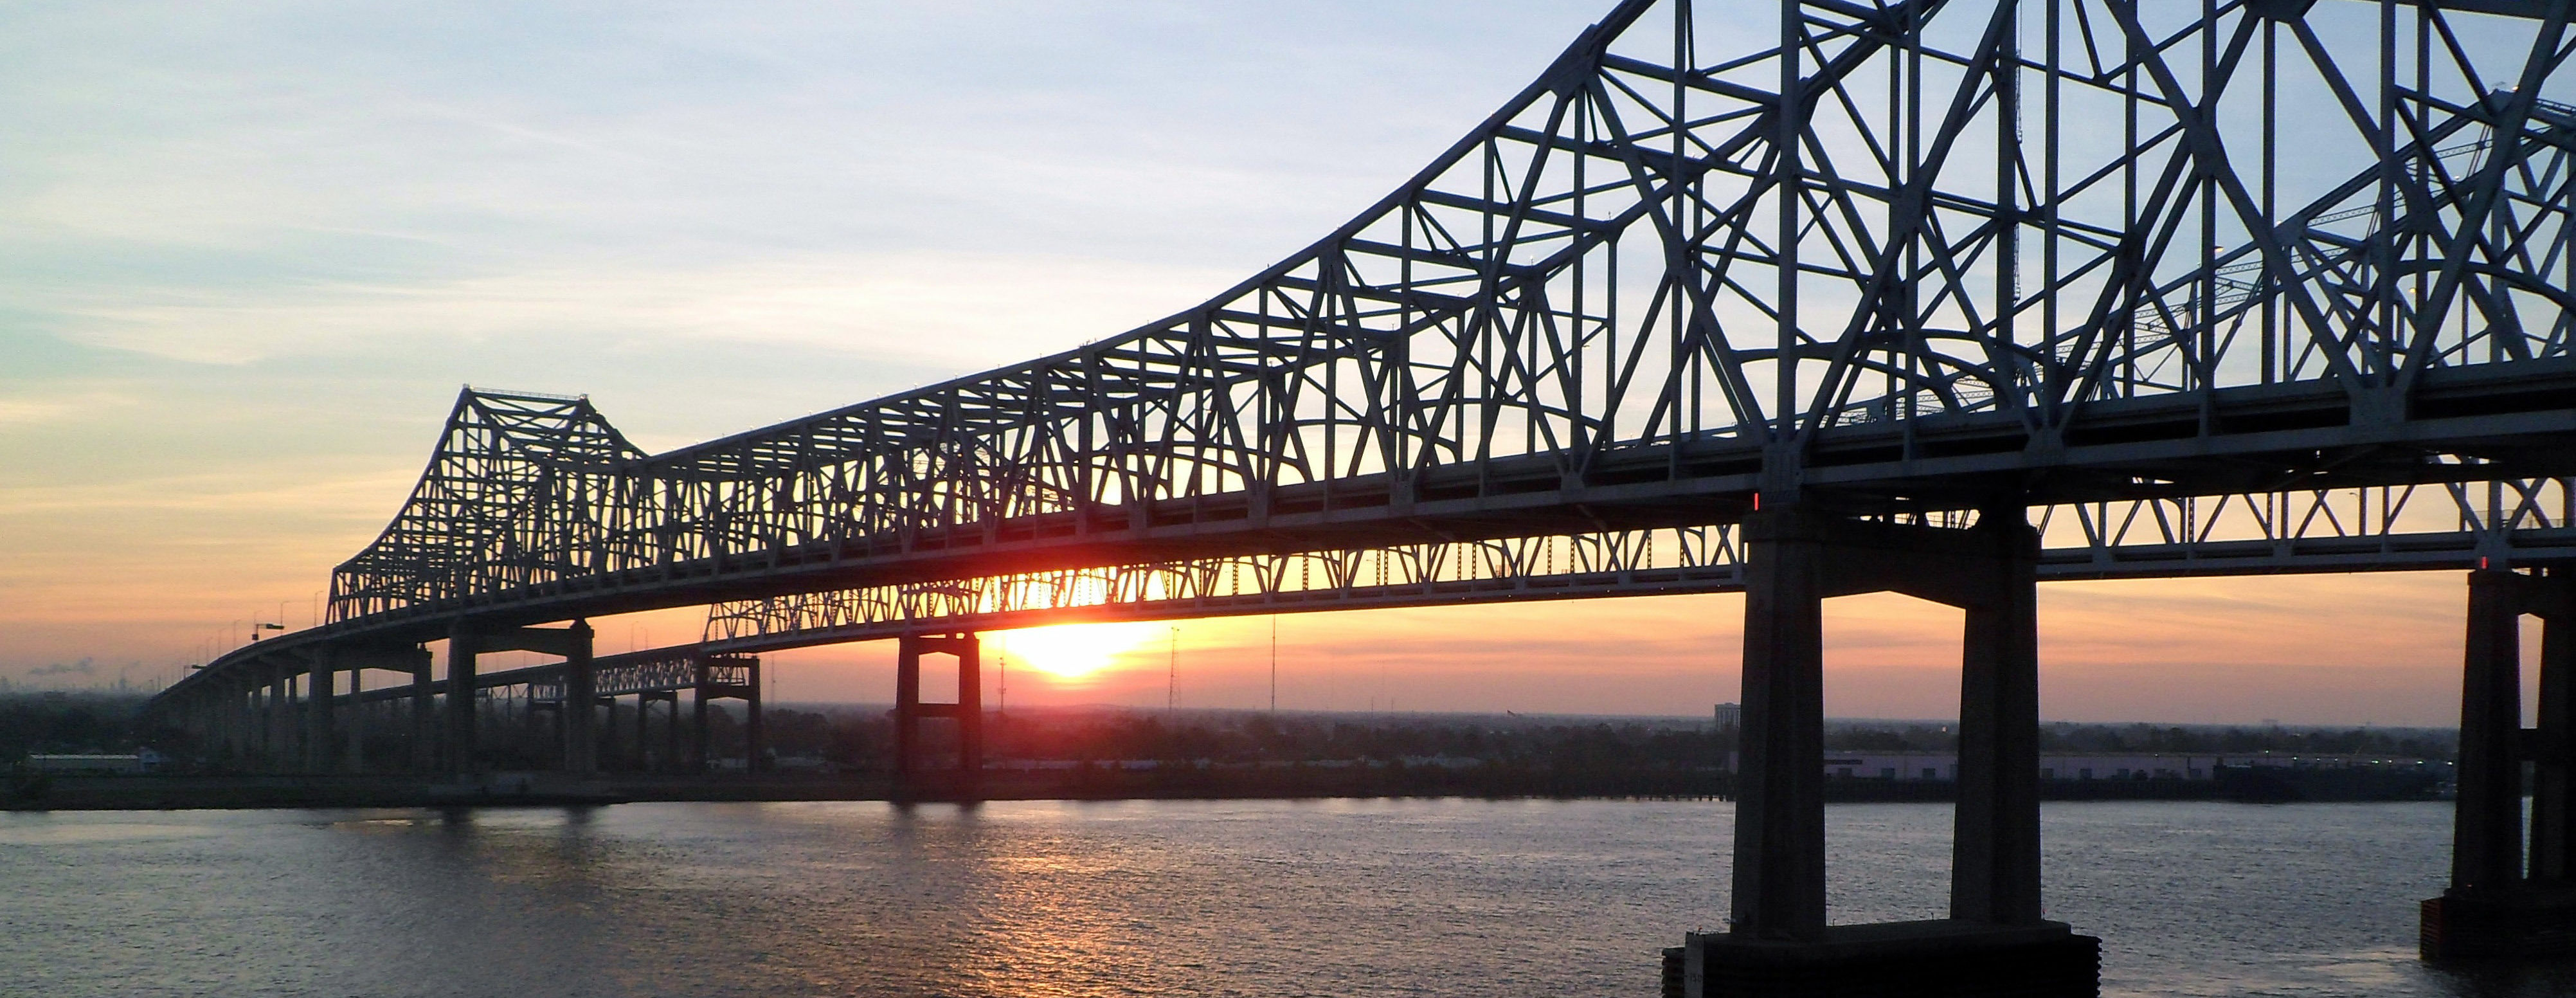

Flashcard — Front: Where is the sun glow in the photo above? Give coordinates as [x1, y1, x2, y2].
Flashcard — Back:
[997, 622, 1158, 680]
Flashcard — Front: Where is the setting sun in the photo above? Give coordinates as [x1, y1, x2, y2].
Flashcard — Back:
[996, 622, 1160, 680]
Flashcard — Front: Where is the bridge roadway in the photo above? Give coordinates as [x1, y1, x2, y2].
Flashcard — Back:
[235, 362, 2576, 652]
[145, 0, 2576, 989]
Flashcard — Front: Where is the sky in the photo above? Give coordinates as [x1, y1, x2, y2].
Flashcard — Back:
[0, 1, 2502, 725]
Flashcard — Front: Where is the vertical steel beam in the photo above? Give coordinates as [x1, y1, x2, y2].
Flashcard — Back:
[1729, 510, 1829, 941]
[2454, 569, 2527, 891]
[1952, 507, 2044, 925]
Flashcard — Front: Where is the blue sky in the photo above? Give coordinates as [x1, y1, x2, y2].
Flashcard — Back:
[0, 1, 2494, 723]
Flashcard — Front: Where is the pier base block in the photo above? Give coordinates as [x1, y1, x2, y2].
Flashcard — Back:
[2422, 886, 2576, 959]
[1666, 920, 2100, 998]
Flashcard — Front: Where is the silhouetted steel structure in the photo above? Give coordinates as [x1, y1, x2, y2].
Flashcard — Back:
[152, 0, 2576, 988]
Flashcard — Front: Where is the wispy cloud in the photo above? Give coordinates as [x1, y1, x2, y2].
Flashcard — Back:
[0, 390, 134, 426]
[39, 252, 1240, 369]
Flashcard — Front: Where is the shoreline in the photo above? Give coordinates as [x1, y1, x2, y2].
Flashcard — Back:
[3, 768, 2444, 812]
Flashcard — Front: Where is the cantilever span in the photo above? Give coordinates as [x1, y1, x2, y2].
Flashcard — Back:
[152, 0, 2576, 987]
[288, 0, 2576, 643]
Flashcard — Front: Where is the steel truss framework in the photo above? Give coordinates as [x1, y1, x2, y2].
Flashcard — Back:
[161, 0, 2576, 707]
[701, 477, 2576, 648]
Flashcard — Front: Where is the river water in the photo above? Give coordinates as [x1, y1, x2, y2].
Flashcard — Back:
[4, 799, 2571, 997]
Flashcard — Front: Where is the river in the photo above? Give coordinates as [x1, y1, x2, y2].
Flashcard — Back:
[5, 799, 2570, 996]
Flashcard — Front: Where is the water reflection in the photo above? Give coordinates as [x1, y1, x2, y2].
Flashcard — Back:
[3, 799, 2566, 997]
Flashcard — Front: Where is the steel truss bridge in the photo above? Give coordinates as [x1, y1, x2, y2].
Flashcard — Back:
[151, 0, 2576, 978]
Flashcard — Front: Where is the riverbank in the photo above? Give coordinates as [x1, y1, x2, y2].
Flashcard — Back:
[5, 763, 2443, 811]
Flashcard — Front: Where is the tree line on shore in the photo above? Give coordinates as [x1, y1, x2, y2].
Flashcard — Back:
[3, 689, 2458, 776]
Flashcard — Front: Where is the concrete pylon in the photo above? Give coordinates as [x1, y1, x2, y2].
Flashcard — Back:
[1691, 505, 2091, 997]
[563, 621, 595, 773]
[1729, 511, 1828, 940]
[895, 633, 982, 797]
[446, 625, 481, 776]
[2424, 566, 2576, 959]
[1950, 508, 2044, 926]
[304, 649, 336, 774]
[267, 661, 293, 773]
[2535, 570, 2576, 882]
[2454, 569, 2528, 893]
[410, 648, 437, 772]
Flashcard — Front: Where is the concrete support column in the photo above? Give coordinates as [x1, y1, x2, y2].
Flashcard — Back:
[2455, 569, 2526, 892]
[268, 662, 294, 773]
[249, 667, 268, 769]
[564, 621, 596, 774]
[2532, 568, 2576, 883]
[1730, 511, 1829, 941]
[305, 652, 336, 774]
[691, 682, 710, 773]
[446, 626, 481, 777]
[215, 680, 237, 766]
[599, 696, 619, 770]
[959, 643, 983, 777]
[896, 640, 923, 777]
[343, 666, 367, 773]
[894, 634, 981, 792]
[662, 693, 680, 772]
[222, 680, 242, 768]
[744, 658, 764, 773]
[1951, 509, 2044, 926]
[410, 650, 437, 772]
[633, 693, 651, 771]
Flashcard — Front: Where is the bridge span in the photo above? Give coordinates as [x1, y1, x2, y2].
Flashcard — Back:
[150, 0, 2576, 988]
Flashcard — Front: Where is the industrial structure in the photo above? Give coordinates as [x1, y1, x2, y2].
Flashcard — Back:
[147, 0, 2576, 991]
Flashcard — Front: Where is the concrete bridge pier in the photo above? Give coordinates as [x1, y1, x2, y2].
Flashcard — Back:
[266, 661, 293, 773]
[596, 695, 620, 770]
[638, 690, 678, 772]
[1677, 505, 2097, 998]
[895, 633, 982, 799]
[429, 622, 592, 778]
[562, 621, 595, 774]
[689, 654, 763, 773]
[212, 677, 240, 768]
[445, 626, 482, 776]
[341, 662, 365, 772]
[2422, 566, 2576, 959]
[304, 648, 336, 773]
[409, 649, 437, 772]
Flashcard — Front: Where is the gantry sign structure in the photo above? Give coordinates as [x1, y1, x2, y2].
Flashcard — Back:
[155, 0, 2576, 981]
